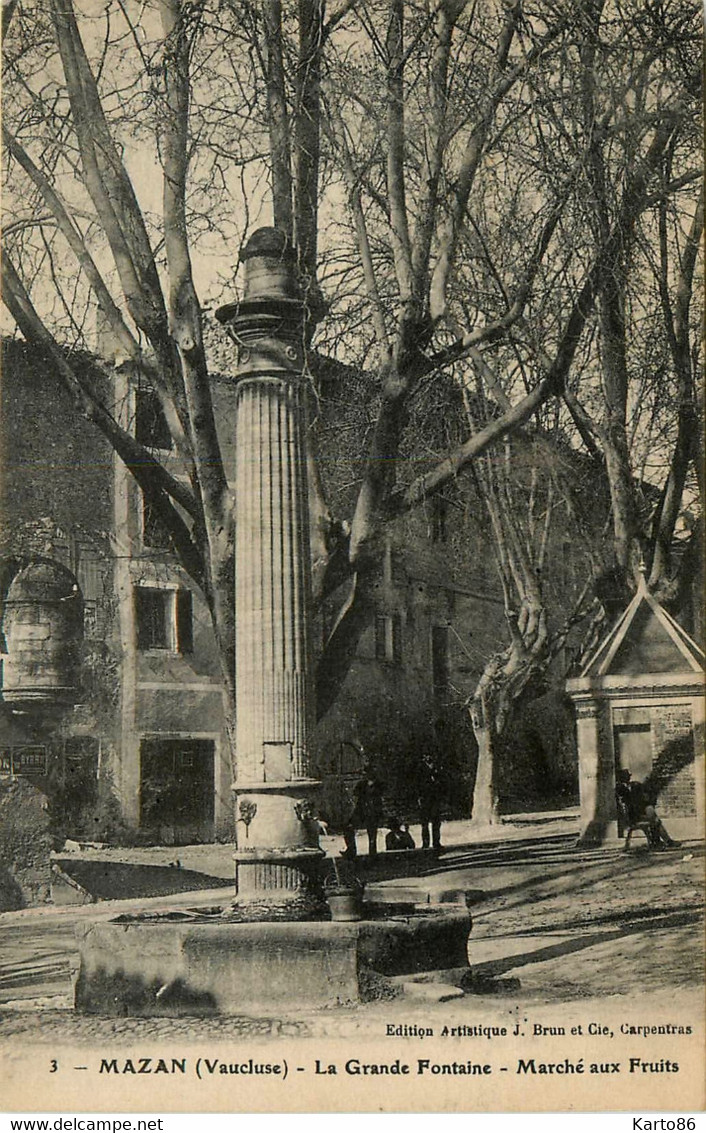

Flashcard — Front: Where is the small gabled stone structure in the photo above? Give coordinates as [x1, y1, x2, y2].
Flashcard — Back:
[567, 576, 705, 846]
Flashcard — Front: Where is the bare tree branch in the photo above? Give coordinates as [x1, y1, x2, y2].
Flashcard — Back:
[325, 103, 390, 356]
[409, 0, 460, 300]
[468, 346, 512, 412]
[3, 124, 191, 454]
[385, 0, 413, 303]
[49, 0, 179, 394]
[649, 186, 704, 587]
[427, 190, 568, 370]
[429, 6, 565, 320]
[1, 250, 202, 542]
[158, 0, 230, 538]
[294, 0, 324, 300]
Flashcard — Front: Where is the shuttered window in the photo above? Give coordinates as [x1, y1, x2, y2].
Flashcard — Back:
[176, 589, 193, 654]
[134, 587, 193, 653]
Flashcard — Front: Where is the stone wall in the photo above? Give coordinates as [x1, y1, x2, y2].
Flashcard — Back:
[0, 779, 53, 909]
[650, 704, 696, 818]
[0, 341, 113, 542]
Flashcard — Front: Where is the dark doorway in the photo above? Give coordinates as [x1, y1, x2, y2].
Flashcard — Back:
[139, 738, 215, 843]
[614, 723, 652, 782]
[320, 740, 363, 829]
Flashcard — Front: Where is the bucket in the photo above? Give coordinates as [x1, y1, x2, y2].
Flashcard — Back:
[327, 891, 362, 922]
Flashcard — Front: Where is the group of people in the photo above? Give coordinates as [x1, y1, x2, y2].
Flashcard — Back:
[342, 755, 681, 860]
[343, 752, 446, 859]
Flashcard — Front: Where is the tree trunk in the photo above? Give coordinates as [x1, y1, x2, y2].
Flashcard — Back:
[469, 688, 500, 826]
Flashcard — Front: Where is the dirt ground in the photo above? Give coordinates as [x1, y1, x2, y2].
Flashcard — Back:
[0, 813, 703, 1043]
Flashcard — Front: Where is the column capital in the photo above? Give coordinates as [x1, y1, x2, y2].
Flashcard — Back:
[575, 699, 601, 719]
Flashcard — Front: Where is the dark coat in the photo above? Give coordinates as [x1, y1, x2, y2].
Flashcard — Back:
[417, 762, 445, 807]
[616, 779, 648, 826]
[351, 776, 384, 825]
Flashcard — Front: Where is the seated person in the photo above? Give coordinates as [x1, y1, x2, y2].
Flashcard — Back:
[385, 817, 416, 851]
[616, 769, 681, 850]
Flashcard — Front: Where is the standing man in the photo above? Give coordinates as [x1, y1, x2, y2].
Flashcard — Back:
[418, 753, 445, 853]
[344, 757, 385, 859]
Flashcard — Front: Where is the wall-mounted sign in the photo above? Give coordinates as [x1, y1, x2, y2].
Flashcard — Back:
[0, 746, 48, 776]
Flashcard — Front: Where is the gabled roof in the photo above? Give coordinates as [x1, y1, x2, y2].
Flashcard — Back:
[581, 574, 705, 679]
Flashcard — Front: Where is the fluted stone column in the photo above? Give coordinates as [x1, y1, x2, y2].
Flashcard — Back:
[216, 228, 324, 916]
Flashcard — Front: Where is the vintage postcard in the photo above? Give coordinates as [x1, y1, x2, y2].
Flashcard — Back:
[0, 0, 704, 1116]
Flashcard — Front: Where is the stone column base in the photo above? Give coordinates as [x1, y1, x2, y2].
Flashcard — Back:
[233, 846, 326, 921]
[576, 819, 620, 847]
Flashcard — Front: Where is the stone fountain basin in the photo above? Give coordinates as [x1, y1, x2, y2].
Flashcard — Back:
[74, 902, 471, 1015]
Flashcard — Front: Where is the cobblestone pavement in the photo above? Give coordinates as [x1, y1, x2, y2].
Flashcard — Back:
[0, 825, 703, 1044]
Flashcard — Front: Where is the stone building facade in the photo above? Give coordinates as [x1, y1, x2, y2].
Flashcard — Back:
[1, 337, 607, 842]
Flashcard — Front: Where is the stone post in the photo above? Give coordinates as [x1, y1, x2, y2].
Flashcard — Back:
[575, 696, 617, 845]
[216, 228, 324, 917]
